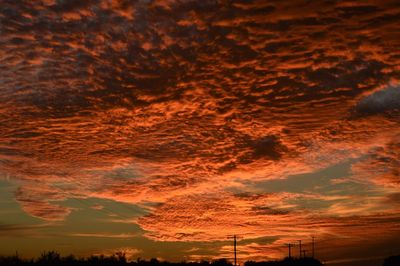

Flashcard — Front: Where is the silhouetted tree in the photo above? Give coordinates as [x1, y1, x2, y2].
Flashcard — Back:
[115, 252, 127, 264]
[37, 251, 61, 265]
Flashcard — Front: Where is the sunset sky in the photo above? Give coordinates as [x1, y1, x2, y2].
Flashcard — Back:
[0, 0, 400, 265]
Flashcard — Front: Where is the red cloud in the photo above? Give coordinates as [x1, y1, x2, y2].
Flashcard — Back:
[0, 0, 399, 261]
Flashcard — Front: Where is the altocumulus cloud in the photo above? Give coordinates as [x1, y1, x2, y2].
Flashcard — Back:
[0, 0, 400, 262]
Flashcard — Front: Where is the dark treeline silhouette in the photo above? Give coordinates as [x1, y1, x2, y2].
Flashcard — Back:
[245, 257, 322, 266]
[1, 251, 398, 266]
[0, 252, 325, 266]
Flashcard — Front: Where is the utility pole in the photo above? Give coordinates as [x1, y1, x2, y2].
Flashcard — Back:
[298, 240, 302, 258]
[302, 250, 307, 258]
[228, 235, 241, 266]
[234, 235, 237, 266]
[312, 236, 315, 258]
[286, 243, 293, 259]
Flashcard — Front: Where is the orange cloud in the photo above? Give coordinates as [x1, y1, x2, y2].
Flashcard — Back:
[0, 0, 399, 262]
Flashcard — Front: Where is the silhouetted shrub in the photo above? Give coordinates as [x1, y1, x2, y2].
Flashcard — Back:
[211, 258, 232, 266]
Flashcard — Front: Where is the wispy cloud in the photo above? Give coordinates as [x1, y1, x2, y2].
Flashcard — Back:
[68, 233, 137, 239]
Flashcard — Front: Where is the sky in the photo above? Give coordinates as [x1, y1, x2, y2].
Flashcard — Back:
[0, 0, 400, 265]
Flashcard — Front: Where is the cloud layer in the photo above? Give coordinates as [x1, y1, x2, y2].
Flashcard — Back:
[1, 0, 400, 263]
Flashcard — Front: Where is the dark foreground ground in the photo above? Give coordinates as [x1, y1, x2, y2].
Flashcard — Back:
[0, 252, 398, 266]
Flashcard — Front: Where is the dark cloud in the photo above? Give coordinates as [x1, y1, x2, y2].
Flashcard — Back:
[250, 206, 289, 215]
[384, 193, 400, 205]
[0, 223, 50, 238]
[355, 85, 400, 116]
[251, 135, 284, 160]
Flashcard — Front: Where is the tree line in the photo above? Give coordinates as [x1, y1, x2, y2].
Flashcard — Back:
[0, 251, 398, 266]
